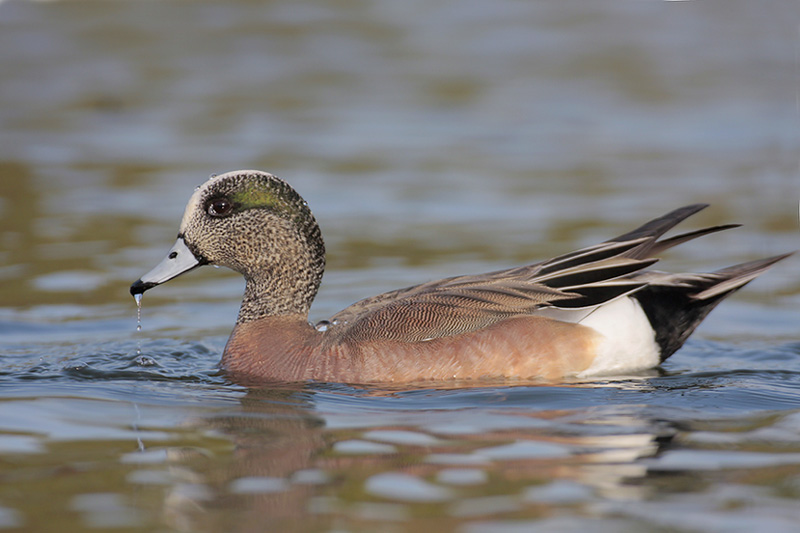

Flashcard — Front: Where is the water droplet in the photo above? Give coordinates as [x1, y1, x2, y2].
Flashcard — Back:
[134, 293, 143, 330]
[133, 293, 143, 354]
[315, 320, 331, 332]
[331, 319, 339, 326]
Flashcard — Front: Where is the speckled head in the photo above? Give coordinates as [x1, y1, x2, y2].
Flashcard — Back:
[179, 171, 313, 236]
[131, 170, 326, 321]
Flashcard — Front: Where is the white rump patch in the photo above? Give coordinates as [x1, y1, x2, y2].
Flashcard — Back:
[573, 297, 661, 378]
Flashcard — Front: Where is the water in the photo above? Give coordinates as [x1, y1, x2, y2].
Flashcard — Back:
[1, 0, 799, 531]
[134, 293, 142, 333]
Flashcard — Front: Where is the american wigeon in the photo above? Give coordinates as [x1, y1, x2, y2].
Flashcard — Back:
[130, 170, 790, 383]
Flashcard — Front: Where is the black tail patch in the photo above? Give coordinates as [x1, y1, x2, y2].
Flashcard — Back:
[633, 253, 792, 362]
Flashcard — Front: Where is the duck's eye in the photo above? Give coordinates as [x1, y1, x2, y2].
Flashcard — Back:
[207, 197, 234, 217]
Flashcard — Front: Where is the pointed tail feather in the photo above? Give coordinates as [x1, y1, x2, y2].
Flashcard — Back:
[649, 224, 741, 256]
[633, 252, 793, 362]
[608, 204, 709, 244]
[693, 253, 794, 300]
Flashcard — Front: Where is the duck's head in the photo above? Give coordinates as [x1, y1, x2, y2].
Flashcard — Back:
[130, 170, 325, 320]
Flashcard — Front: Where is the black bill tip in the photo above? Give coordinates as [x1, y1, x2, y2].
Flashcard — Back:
[130, 279, 157, 297]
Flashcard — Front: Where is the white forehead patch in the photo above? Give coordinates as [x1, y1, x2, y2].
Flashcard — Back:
[179, 183, 207, 233]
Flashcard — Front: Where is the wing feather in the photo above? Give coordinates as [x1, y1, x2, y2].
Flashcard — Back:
[319, 205, 743, 343]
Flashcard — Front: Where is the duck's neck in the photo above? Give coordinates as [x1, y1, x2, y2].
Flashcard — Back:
[236, 275, 317, 323]
[234, 213, 326, 323]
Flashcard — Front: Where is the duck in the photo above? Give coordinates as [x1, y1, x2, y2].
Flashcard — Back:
[130, 170, 790, 384]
